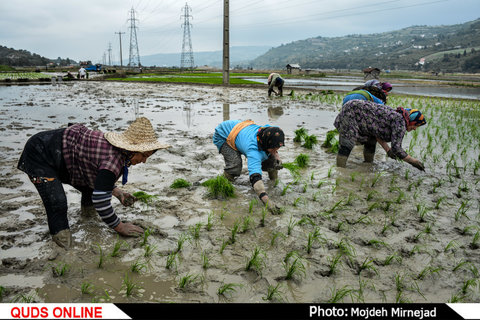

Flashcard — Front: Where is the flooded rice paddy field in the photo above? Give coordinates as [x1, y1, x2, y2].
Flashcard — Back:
[0, 82, 479, 303]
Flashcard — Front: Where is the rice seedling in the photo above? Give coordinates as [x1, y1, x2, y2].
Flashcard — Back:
[262, 283, 284, 301]
[206, 211, 214, 231]
[51, 261, 70, 277]
[416, 203, 431, 222]
[448, 293, 467, 303]
[434, 196, 446, 209]
[371, 172, 384, 187]
[219, 238, 229, 254]
[322, 129, 338, 148]
[13, 292, 37, 303]
[281, 182, 292, 196]
[122, 273, 140, 297]
[404, 169, 410, 180]
[201, 250, 209, 269]
[317, 180, 326, 188]
[81, 282, 95, 295]
[175, 233, 189, 253]
[368, 202, 380, 212]
[383, 251, 402, 266]
[270, 231, 285, 246]
[245, 246, 266, 275]
[461, 279, 478, 295]
[143, 244, 156, 258]
[0, 286, 5, 301]
[328, 166, 334, 178]
[293, 197, 303, 207]
[455, 201, 469, 221]
[358, 257, 378, 276]
[416, 265, 442, 280]
[327, 253, 343, 275]
[202, 175, 235, 199]
[230, 219, 241, 244]
[217, 283, 242, 297]
[367, 239, 389, 249]
[324, 199, 344, 215]
[327, 285, 354, 303]
[130, 259, 147, 273]
[470, 231, 480, 249]
[170, 178, 191, 189]
[444, 240, 460, 253]
[260, 206, 267, 227]
[350, 171, 360, 182]
[241, 215, 253, 233]
[282, 163, 301, 179]
[165, 252, 177, 269]
[284, 257, 306, 280]
[111, 236, 128, 257]
[295, 153, 310, 168]
[132, 191, 157, 208]
[248, 199, 258, 214]
[305, 227, 326, 254]
[366, 190, 378, 201]
[190, 222, 203, 239]
[141, 228, 151, 247]
[178, 273, 199, 289]
[453, 259, 470, 272]
[303, 135, 318, 149]
[293, 128, 308, 143]
[96, 243, 105, 269]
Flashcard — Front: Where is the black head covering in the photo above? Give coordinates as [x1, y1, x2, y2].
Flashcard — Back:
[258, 127, 285, 150]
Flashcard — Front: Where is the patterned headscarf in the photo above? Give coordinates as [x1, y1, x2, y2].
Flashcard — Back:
[406, 108, 426, 126]
[397, 107, 426, 127]
[258, 127, 285, 150]
[381, 82, 393, 92]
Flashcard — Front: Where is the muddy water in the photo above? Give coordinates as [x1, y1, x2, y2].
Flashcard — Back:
[0, 82, 479, 303]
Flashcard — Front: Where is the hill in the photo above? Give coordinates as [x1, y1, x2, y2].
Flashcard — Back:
[0, 45, 75, 67]
[140, 46, 271, 68]
[251, 18, 480, 73]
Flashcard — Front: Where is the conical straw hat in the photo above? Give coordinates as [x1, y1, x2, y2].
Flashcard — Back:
[104, 117, 170, 152]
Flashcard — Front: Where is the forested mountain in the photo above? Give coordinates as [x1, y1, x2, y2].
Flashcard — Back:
[251, 18, 480, 72]
[0, 46, 74, 67]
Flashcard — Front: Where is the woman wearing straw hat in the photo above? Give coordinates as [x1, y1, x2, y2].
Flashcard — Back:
[17, 117, 170, 250]
[334, 100, 426, 170]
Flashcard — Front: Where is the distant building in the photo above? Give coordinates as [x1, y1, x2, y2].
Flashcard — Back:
[286, 63, 301, 74]
[363, 67, 381, 80]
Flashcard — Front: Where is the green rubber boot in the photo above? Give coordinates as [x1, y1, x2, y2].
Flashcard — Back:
[52, 229, 72, 250]
[336, 155, 348, 168]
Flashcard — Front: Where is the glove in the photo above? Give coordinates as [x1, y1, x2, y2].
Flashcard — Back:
[387, 149, 398, 160]
[410, 159, 425, 171]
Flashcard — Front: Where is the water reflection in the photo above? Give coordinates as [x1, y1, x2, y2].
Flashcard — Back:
[267, 106, 284, 121]
[182, 102, 196, 128]
[223, 103, 230, 121]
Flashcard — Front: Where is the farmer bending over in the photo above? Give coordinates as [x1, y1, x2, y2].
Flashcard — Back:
[267, 73, 285, 97]
[334, 100, 426, 170]
[17, 117, 170, 249]
[213, 120, 285, 214]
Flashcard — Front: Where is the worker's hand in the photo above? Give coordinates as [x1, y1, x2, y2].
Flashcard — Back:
[387, 149, 398, 160]
[113, 188, 137, 206]
[410, 158, 425, 171]
[114, 222, 144, 237]
[274, 159, 283, 170]
[261, 195, 282, 215]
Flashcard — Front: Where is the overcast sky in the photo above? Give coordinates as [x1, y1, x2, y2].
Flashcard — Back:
[1, 0, 479, 64]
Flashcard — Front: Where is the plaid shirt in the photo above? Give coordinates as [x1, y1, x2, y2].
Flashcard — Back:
[62, 124, 125, 188]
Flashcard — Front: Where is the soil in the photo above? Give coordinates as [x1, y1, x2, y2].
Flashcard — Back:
[0, 81, 479, 303]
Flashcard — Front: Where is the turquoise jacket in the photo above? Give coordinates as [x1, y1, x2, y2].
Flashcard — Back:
[342, 90, 384, 105]
[213, 120, 272, 176]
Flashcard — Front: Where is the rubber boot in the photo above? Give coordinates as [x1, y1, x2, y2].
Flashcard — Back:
[52, 229, 72, 250]
[363, 151, 375, 163]
[267, 169, 278, 181]
[336, 154, 348, 168]
[223, 171, 235, 182]
[80, 205, 96, 218]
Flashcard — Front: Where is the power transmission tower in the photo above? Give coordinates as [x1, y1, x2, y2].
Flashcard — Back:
[128, 8, 141, 67]
[180, 3, 194, 70]
[115, 31, 125, 67]
[108, 42, 112, 66]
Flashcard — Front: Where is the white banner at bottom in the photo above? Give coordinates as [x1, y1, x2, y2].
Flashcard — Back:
[0, 304, 131, 320]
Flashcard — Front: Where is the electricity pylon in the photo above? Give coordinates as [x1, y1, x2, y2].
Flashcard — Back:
[180, 3, 194, 70]
[128, 7, 141, 67]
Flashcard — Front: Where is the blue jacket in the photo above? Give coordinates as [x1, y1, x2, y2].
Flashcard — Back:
[342, 90, 384, 105]
[213, 120, 271, 176]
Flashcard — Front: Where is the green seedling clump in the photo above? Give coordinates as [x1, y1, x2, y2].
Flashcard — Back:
[322, 129, 338, 148]
[295, 154, 310, 168]
[133, 191, 157, 205]
[202, 175, 235, 199]
[170, 178, 191, 189]
[294, 128, 308, 143]
[303, 134, 318, 149]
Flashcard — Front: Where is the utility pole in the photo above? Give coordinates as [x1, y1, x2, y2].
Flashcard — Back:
[115, 31, 125, 67]
[222, 0, 229, 85]
[108, 42, 112, 66]
[180, 3, 194, 70]
[128, 7, 141, 67]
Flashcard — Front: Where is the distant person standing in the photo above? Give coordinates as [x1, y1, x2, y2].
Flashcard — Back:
[78, 66, 86, 79]
[267, 73, 285, 97]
